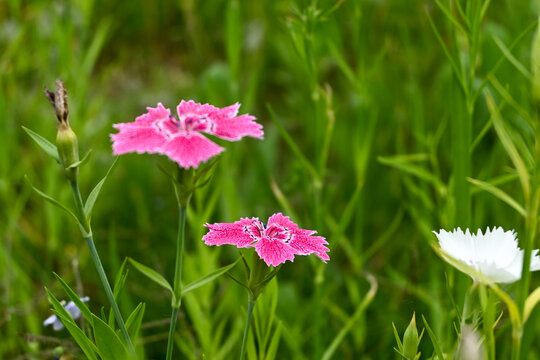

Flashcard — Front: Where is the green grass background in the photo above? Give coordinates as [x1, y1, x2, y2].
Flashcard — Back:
[2, 0, 540, 358]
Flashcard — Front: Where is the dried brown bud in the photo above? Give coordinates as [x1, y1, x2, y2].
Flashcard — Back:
[45, 80, 79, 181]
[44, 79, 69, 124]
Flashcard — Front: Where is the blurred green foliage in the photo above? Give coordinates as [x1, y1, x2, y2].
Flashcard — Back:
[2, 0, 540, 358]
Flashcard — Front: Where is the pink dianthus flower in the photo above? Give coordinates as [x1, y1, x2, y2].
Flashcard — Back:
[111, 100, 263, 168]
[203, 213, 329, 267]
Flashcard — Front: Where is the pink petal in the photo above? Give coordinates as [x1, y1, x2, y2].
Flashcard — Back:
[268, 213, 330, 262]
[111, 103, 172, 155]
[162, 132, 224, 169]
[254, 237, 296, 267]
[135, 103, 171, 125]
[203, 218, 259, 247]
[208, 104, 263, 141]
[267, 213, 299, 231]
[289, 233, 330, 262]
[177, 100, 218, 121]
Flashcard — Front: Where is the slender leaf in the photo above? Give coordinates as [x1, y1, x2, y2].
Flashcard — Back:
[378, 156, 446, 195]
[267, 104, 320, 181]
[92, 314, 130, 360]
[488, 283, 521, 330]
[392, 323, 404, 352]
[322, 274, 377, 360]
[485, 91, 530, 197]
[182, 259, 239, 296]
[46, 288, 98, 360]
[467, 177, 526, 216]
[434, 0, 467, 36]
[125, 302, 146, 341]
[128, 258, 174, 298]
[84, 157, 118, 219]
[421, 315, 444, 360]
[25, 175, 80, 225]
[22, 126, 59, 162]
[109, 261, 128, 328]
[492, 36, 531, 78]
[425, 8, 466, 93]
[524, 286, 540, 322]
[265, 321, 282, 360]
[67, 149, 92, 169]
[53, 273, 93, 326]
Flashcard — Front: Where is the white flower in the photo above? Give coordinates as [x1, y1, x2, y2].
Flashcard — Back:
[43, 296, 90, 331]
[432, 227, 540, 284]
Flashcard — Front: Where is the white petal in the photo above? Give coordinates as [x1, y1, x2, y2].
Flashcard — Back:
[433, 227, 540, 284]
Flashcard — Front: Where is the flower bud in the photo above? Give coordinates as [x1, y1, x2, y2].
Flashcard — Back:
[56, 123, 79, 181]
[403, 313, 420, 360]
[45, 80, 79, 181]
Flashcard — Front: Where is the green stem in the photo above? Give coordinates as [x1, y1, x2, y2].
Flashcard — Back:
[512, 326, 522, 360]
[69, 180, 134, 353]
[482, 286, 496, 360]
[166, 306, 180, 360]
[173, 203, 188, 299]
[166, 201, 188, 360]
[239, 300, 256, 360]
[86, 235, 134, 352]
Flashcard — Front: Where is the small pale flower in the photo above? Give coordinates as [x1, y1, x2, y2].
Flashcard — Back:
[111, 100, 263, 169]
[433, 227, 540, 284]
[43, 297, 90, 331]
[203, 213, 329, 267]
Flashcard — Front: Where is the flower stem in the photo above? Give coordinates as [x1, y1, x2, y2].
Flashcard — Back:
[69, 180, 134, 353]
[86, 234, 134, 352]
[511, 325, 522, 360]
[239, 300, 256, 360]
[166, 306, 180, 360]
[166, 201, 188, 360]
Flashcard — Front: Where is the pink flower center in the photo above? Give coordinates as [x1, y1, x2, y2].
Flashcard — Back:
[244, 220, 292, 244]
[179, 112, 215, 133]
[153, 113, 216, 138]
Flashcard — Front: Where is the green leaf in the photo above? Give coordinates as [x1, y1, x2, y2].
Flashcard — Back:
[125, 302, 146, 341]
[321, 273, 378, 360]
[67, 149, 92, 169]
[485, 90, 530, 198]
[84, 157, 118, 219]
[378, 155, 446, 195]
[265, 321, 282, 360]
[392, 323, 404, 352]
[525, 286, 540, 322]
[492, 35, 531, 79]
[488, 283, 521, 330]
[129, 258, 175, 300]
[53, 273, 93, 326]
[22, 126, 60, 162]
[25, 175, 81, 225]
[46, 288, 98, 360]
[421, 315, 444, 360]
[434, 0, 467, 36]
[425, 9, 466, 93]
[467, 177, 526, 217]
[182, 259, 240, 296]
[92, 314, 130, 360]
[226, 0, 241, 80]
[267, 104, 320, 182]
[109, 260, 129, 328]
